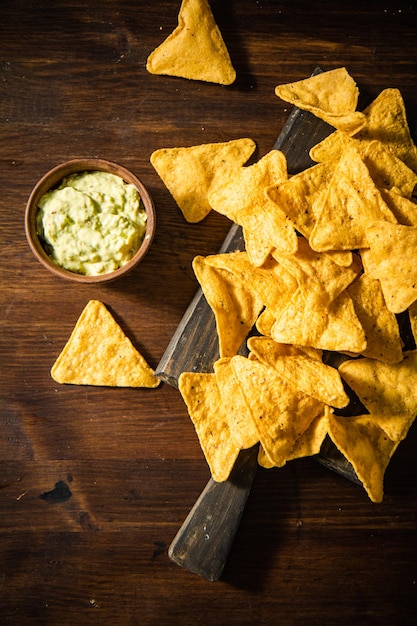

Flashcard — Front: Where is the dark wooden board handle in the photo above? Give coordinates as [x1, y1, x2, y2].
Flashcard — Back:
[168, 445, 259, 581]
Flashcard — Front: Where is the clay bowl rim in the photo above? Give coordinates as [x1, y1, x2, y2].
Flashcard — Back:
[24, 158, 156, 284]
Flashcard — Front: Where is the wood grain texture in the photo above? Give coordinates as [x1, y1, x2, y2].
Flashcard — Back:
[1, 1, 417, 624]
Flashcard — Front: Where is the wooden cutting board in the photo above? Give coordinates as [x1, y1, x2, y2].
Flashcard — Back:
[155, 73, 416, 580]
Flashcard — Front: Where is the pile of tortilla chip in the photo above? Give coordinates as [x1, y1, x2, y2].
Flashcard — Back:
[146, 0, 236, 86]
[51, 300, 160, 389]
[176, 68, 417, 502]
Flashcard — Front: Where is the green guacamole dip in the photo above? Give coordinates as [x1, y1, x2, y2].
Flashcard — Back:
[36, 171, 147, 276]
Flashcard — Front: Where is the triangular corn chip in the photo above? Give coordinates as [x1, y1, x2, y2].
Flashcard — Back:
[51, 300, 160, 388]
[271, 288, 366, 353]
[258, 408, 330, 468]
[379, 187, 417, 227]
[339, 352, 417, 424]
[309, 146, 397, 252]
[243, 228, 274, 267]
[178, 371, 240, 481]
[192, 255, 264, 358]
[231, 355, 324, 467]
[146, 0, 236, 85]
[327, 413, 399, 503]
[347, 273, 403, 363]
[364, 221, 417, 313]
[310, 88, 417, 172]
[203, 250, 298, 313]
[247, 336, 349, 409]
[208, 150, 298, 255]
[363, 140, 417, 199]
[272, 237, 362, 307]
[213, 357, 259, 449]
[267, 164, 354, 267]
[267, 160, 335, 239]
[150, 138, 256, 222]
[274, 68, 366, 134]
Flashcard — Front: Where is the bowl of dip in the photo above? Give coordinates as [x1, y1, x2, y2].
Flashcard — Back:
[25, 158, 156, 283]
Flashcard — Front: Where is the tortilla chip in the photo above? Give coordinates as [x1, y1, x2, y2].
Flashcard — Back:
[213, 357, 259, 449]
[150, 138, 256, 222]
[266, 160, 335, 239]
[208, 150, 298, 255]
[204, 250, 298, 314]
[247, 335, 349, 409]
[379, 188, 417, 227]
[248, 336, 323, 361]
[178, 371, 240, 481]
[363, 221, 417, 313]
[363, 140, 417, 199]
[192, 255, 264, 357]
[309, 146, 397, 252]
[243, 228, 274, 267]
[255, 307, 276, 337]
[310, 131, 359, 165]
[327, 413, 399, 503]
[274, 68, 366, 134]
[310, 88, 417, 172]
[51, 300, 160, 388]
[231, 355, 324, 467]
[347, 273, 403, 363]
[258, 408, 329, 468]
[272, 237, 361, 307]
[286, 408, 330, 461]
[271, 288, 366, 353]
[338, 352, 417, 428]
[146, 0, 236, 85]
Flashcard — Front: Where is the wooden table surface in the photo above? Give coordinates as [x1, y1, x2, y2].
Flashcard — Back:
[1, 1, 417, 624]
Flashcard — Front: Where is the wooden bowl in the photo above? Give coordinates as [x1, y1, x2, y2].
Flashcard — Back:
[24, 158, 156, 283]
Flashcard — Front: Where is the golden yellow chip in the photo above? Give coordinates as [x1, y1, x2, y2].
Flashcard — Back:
[150, 138, 256, 223]
[285, 408, 330, 462]
[339, 352, 417, 440]
[363, 140, 417, 199]
[363, 413, 416, 444]
[243, 228, 274, 267]
[51, 300, 160, 388]
[309, 131, 358, 165]
[255, 307, 277, 337]
[178, 371, 240, 482]
[192, 255, 264, 358]
[272, 237, 362, 307]
[267, 164, 353, 265]
[208, 150, 298, 255]
[309, 146, 397, 252]
[310, 88, 417, 172]
[146, 0, 236, 85]
[274, 68, 366, 134]
[248, 336, 323, 361]
[347, 273, 403, 363]
[231, 355, 324, 467]
[257, 408, 329, 468]
[247, 336, 349, 408]
[271, 288, 366, 353]
[204, 250, 298, 314]
[363, 221, 417, 313]
[327, 413, 399, 503]
[213, 357, 259, 449]
[266, 160, 335, 239]
[379, 187, 417, 227]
